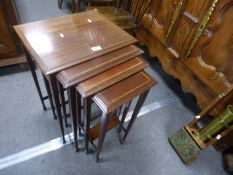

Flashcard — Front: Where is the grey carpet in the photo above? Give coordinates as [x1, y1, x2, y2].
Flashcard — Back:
[0, 0, 227, 174]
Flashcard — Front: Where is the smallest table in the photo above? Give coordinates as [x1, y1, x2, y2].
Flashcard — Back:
[80, 70, 157, 161]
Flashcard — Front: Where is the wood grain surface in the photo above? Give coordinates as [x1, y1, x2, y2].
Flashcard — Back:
[56, 45, 143, 88]
[76, 57, 149, 98]
[93, 71, 156, 112]
[14, 10, 137, 75]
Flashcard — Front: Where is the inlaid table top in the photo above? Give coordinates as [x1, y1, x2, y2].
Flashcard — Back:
[56, 45, 143, 88]
[14, 10, 137, 75]
[93, 71, 157, 112]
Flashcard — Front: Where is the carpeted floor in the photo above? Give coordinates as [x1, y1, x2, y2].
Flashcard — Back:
[0, 0, 227, 174]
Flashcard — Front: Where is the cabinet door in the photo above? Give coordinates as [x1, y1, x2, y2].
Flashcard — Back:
[140, 0, 175, 44]
[185, 0, 233, 94]
[0, 0, 19, 58]
[166, 0, 213, 58]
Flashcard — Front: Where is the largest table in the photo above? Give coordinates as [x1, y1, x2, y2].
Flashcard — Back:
[14, 10, 137, 143]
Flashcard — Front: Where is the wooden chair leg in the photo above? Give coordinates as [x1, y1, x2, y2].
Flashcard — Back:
[84, 97, 92, 154]
[122, 90, 150, 142]
[68, 87, 78, 152]
[96, 112, 112, 162]
[58, 82, 70, 127]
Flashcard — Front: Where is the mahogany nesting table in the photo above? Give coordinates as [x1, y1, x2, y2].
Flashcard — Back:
[13, 10, 138, 143]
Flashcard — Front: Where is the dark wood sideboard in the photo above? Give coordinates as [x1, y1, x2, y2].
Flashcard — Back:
[134, 0, 233, 150]
[0, 0, 25, 67]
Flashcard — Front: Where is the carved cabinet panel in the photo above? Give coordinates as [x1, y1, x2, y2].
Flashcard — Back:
[134, 0, 233, 151]
[137, 0, 233, 113]
[141, 0, 174, 44]
[201, 5, 233, 85]
[185, 0, 233, 95]
[166, 0, 212, 58]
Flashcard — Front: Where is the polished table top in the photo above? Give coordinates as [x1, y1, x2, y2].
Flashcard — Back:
[56, 45, 143, 88]
[14, 10, 137, 75]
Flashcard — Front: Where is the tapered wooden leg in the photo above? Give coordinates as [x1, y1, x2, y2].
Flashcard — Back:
[58, 82, 70, 127]
[84, 97, 92, 154]
[96, 112, 112, 162]
[68, 87, 78, 152]
[76, 92, 82, 137]
[116, 106, 123, 117]
[123, 90, 150, 142]
[24, 47, 46, 111]
[49, 75, 66, 144]
[118, 100, 132, 133]
[42, 74, 57, 119]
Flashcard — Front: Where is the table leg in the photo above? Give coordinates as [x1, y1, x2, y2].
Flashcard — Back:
[48, 74, 66, 143]
[24, 48, 47, 111]
[122, 90, 150, 142]
[58, 82, 70, 126]
[42, 74, 57, 119]
[118, 100, 132, 133]
[76, 92, 82, 137]
[68, 87, 78, 152]
[116, 106, 123, 117]
[84, 97, 92, 154]
[96, 112, 112, 162]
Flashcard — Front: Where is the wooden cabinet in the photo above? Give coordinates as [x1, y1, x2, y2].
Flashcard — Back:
[134, 0, 233, 150]
[0, 0, 25, 67]
[135, 0, 233, 115]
